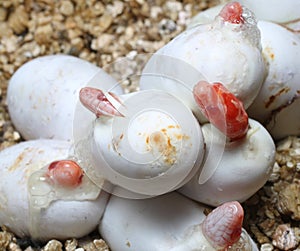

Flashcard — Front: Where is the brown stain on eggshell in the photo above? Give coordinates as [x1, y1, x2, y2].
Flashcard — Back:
[145, 135, 150, 144]
[264, 87, 291, 108]
[174, 134, 190, 141]
[264, 46, 275, 61]
[6, 147, 48, 186]
[8, 147, 34, 172]
[150, 131, 168, 154]
[148, 130, 177, 166]
[265, 94, 300, 129]
[147, 125, 190, 166]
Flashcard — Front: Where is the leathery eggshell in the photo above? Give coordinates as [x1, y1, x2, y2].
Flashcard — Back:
[187, 4, 224, 28]
[179, 119, 275, 206]
[284, 19, 300, 39]
[188, 2, 300, 37]
[247, 21, 300, 139]
[236, 0, 300, 23]
[7, 54, 122, 141]
[99, 192, 258, 251]
[0, 139, 108, 240]
[140, 2, 265, 122]
[188, 12, 300, 140]
[266, 96, 300, 140]
[75, 89, 204, 197]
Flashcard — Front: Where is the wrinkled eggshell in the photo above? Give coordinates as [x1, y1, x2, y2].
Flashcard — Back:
[0, 139, 108, 240]
[247, 21, 300, 139]
[7, 55, 122, 141]
[284, 19, 300, 39]
[179, 119, 276, 206]
[266, 96, 300, 140]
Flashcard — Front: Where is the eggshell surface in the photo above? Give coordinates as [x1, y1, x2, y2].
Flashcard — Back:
[237, 0, 300, 23]
[285, 19, 300, 39]
[187, 4, 224, 28]
[0, 139, 108, 240]
[100, 193, 207, 251]
[140, 10, 265, 122]
[75, 90, 205, 197]
[99, 193, 258, 251]
[266, 96, 300, 140]
[179, 119, 276, 206]
[247, 21, 300, 138]
[7, 55, 122, 141]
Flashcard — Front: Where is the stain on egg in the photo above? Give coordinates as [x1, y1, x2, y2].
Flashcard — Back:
[247, 21, 300, 139]
[0, 139, 108, 240]
[266, 96, 300, 140]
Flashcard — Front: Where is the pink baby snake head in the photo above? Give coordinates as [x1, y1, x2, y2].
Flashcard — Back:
[79, 87, 124, 117]
[46, 160, 84, 188]
[219, 2, 244, 24]
[193, 81, 249, 141]
[202, 201, 244, 250]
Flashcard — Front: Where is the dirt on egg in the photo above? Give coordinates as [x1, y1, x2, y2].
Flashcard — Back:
[0, 0, 299, 250]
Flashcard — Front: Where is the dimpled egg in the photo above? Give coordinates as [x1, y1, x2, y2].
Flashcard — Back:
[179, 119, 276, 206]
[0, 139, 108, 240]
[99, 192, 259, 251]
[140, 2, 266, 123]
[7, 54, 122, 141]
[247, 21, 300, 140]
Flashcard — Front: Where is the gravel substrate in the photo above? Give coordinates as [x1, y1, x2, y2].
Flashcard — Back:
[1, 0, 300, 250]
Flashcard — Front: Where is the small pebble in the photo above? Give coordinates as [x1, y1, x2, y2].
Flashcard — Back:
[13, 131, 20, 141]
[8, 242, 22, 251]
[93, 239, 109, 251]
[158, 19, 177, 35]
[272, 224, 298, 250]
[65, 239, 78, 251]
[277, 183, 300, 220]
[260, 243, 274, 251]
[8, 5, 29, 34]
[107, 1, 124, 17]
[59, 0, 74, 16]
[98, 12, 113, 32]
[92, 2, 105, 16]
[163, 1, 182, 20]
[0, 7, 7, 21]
[43, 240, 63, 251]
[34, 24, 53, 44]
[0, 230, 13, 249]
